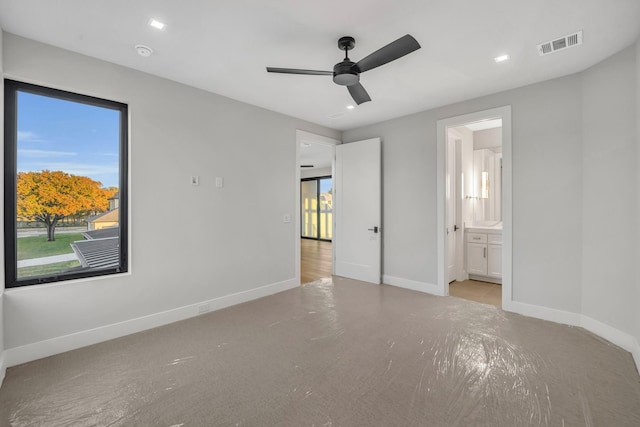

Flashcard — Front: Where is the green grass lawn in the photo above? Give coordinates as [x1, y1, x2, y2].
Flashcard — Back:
[17, 260, 81, 279]
[17, 232, 85, 260]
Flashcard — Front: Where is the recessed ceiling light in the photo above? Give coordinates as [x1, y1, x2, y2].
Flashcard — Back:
[149, 18, 166, 30]
[346, 105, 355, 110]
[494, 54, 510, 63]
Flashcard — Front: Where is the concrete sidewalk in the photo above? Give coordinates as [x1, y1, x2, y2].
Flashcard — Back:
[18, 253, 79, 268]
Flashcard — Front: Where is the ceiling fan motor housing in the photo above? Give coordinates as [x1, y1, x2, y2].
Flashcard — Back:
[333, 61, 359, 86]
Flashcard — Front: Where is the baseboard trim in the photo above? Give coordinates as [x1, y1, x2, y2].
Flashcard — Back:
[506, 301, 582, 326]
[507, 301, 640, 374]
[580, 315, 640, 374]
[5, 278, 298, 368]
[0, 351, 6, 387]
[383, 275, 444, 296]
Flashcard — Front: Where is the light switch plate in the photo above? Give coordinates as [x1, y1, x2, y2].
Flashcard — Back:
[283, 214, 291, 223]
[215, 177, 224, 188]
[191, 175, 200, 186]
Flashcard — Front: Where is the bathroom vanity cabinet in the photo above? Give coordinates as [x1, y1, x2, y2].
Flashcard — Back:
[466, 230, 502, 283]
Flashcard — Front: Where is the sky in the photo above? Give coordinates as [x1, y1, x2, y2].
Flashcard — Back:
[320, 177, 332, 194]
[17, 91, 121, 189]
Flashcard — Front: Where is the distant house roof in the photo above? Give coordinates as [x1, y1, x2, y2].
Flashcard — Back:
[83, 227, 119, 240]
[108, 193, 119, 200]
[71, 237, 120, 269]
[88, 208, 119, 223]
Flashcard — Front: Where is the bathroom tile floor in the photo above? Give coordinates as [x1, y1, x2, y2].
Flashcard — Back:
[449, 279, 502, 308]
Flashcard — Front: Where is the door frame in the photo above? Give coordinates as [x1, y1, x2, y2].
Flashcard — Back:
[295, 130, 340, 284]
[446, 127, 465, 282]
[436, 106, 513, 309]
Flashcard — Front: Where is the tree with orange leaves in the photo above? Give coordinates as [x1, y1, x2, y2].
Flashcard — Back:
[17, 170, 114, 241]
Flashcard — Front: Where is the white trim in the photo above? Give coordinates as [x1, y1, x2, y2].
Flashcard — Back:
[507, 301, 582, 325]
[383, 275, 444, 296]
[295, 130, 340, 284]
[4, 278, 298, 368]
[436, 106, 512, 308]
[508, 301, 640, 374]
[0, 351, 6, 387]
[580, 316, 640, 374]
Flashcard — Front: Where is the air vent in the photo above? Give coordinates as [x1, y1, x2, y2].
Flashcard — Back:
[537, 30, 583, 56]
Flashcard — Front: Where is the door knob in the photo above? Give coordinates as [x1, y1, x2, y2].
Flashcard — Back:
[368, 226, 379, 233]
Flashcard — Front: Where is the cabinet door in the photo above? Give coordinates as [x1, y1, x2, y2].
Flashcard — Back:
[487, 244, 502, 278]
[467, 242, 487, 275]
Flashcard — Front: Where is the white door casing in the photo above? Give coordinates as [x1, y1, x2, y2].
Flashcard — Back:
[295, 130, 339, 284]
[436, 106, 512, 306]
[446, 133, 457, 282]
[334, 138, 382, 284]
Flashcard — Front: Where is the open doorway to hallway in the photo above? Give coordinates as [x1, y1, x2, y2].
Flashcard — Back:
[301, 175, 333, 283]
[296, 131, 338, 285]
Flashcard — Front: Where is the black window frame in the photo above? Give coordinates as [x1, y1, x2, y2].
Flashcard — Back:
[4, 79, 128, 288]
[300, 175, 332, 242]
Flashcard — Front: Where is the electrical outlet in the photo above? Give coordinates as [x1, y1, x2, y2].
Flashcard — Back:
[198, 303, 210, 314]
[283, 214, 291, 223]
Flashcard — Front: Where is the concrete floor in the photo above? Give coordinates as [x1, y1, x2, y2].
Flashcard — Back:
[1, 277, 639, 426]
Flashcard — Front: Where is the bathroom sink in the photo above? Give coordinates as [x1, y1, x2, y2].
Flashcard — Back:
[466, 221, 502, 231]
[470, 220, 501, 227]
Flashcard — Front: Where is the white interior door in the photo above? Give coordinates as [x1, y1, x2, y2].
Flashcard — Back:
[446, 133, 457, 282]
[334, 138, 381, 284]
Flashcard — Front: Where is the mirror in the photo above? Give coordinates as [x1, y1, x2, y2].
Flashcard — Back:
[472, 128, 502, 222]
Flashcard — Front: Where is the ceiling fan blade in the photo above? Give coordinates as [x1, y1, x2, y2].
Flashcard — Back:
[266, 67, 333, 76]
[355, 34, 421, 73]
[347, 83, 371, 105]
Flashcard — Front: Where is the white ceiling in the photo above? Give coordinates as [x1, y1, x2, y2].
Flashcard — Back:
[1, 0, 638, 131]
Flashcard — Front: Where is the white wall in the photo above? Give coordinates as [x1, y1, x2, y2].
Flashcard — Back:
[637, 40, 640, 349]
[300, 167, 332, 179]
[1, 33, 340, 361]
[344, 74, 584, 313]
[473, 128, 501, 150]
[581, 46, 637, 335]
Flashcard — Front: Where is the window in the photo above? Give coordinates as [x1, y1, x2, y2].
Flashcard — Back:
[300, 176, 332, 241]
[4, 80, 128, 288]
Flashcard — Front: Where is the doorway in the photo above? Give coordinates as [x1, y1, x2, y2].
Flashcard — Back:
[296, 131, 338, 284]
[436, 106, 512, 309]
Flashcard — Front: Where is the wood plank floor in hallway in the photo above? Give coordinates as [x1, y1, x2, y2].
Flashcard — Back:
[301, 238, 332, 284]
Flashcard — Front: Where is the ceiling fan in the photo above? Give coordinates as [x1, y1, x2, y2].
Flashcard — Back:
[266, 34, 421, 105]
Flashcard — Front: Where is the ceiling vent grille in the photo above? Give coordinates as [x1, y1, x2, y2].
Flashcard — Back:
[537, 30, 583, 56]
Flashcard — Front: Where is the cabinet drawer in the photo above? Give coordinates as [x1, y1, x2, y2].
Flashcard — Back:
[488, 234, 502, 245]
[467, 233, 487, 243]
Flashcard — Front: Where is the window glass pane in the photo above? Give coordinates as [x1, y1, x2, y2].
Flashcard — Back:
[6, 81, 127, 287]
[319, 178, 333, 240]
[301, 180, 318, 238]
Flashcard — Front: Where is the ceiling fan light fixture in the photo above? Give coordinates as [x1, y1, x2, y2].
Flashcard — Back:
[333, 61, 359, 86]
[266, 34, 420, 105]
